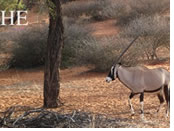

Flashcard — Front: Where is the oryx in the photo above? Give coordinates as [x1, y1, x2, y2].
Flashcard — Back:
[105, 36, 170, 119]
[106, 63, 170, 119]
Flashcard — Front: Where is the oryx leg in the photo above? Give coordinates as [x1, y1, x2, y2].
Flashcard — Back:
[163, 85, 170, 117]
[157, 90, 165, 113]
[128, 92, 135, 115]
[140, 92, 144, 119]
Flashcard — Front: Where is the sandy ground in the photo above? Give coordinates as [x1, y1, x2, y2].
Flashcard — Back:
[89, 19, 119, 37]
[0, 63, 170, 128]
[0, 8, 170, 127]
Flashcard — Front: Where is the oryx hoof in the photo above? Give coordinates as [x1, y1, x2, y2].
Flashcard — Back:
[140, 114, 146, 121]
[165, 110, 169, 118]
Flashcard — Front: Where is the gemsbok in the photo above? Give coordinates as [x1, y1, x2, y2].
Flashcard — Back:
[106, 64, 170, 119]
[105, 36, 170, 119]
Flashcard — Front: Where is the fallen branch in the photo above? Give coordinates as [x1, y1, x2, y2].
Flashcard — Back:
[0, 105, 154, 128]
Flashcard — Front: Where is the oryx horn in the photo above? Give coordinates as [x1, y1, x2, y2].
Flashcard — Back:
[114, 35, 139, 65]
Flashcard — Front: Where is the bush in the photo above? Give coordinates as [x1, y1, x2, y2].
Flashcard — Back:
[0, 30, 12, 53]
[62, 0, 127, 21]
[0, 40, 4, 52]
[76, 36, 143, 72]
[74, 13, 170, 71]
[92, 0, 127, 20]
[116, 0, 170, 26]
[62, 0, 100, 18]
[129, 0, 169, 16]
[121, 15, 170, 60]
[62, 0, 169, 23]
[10, 24, 48, 68]
[6, 18, 92, 69]
[62, 17, 92, 67]
[76, 37, 115, 71]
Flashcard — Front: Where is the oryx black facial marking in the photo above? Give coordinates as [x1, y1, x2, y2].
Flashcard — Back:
[107, 66, 116, 81]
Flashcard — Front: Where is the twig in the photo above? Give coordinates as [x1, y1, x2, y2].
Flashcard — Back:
[13, 108, 44, 125]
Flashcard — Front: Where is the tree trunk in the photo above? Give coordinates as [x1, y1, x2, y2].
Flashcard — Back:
[43, 0, 64, 108]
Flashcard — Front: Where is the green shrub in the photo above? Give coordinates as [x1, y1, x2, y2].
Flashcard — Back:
[6, 18, 92, 69]
[0, 0, 25, 10]
[62, 18, 92, 68]
[0, 40, 4, 52]
[0, 30, 12, 53]
[10, 24, 48, 68]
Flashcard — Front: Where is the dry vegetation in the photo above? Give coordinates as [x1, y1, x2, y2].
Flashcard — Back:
[0, 0, 170, 71]
[0, 0, 170, 128]
[0, 64, 170, 128]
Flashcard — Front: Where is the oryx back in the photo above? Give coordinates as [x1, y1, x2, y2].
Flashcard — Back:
[143, 68, 169, 92]
[118, 66, 169, 93]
